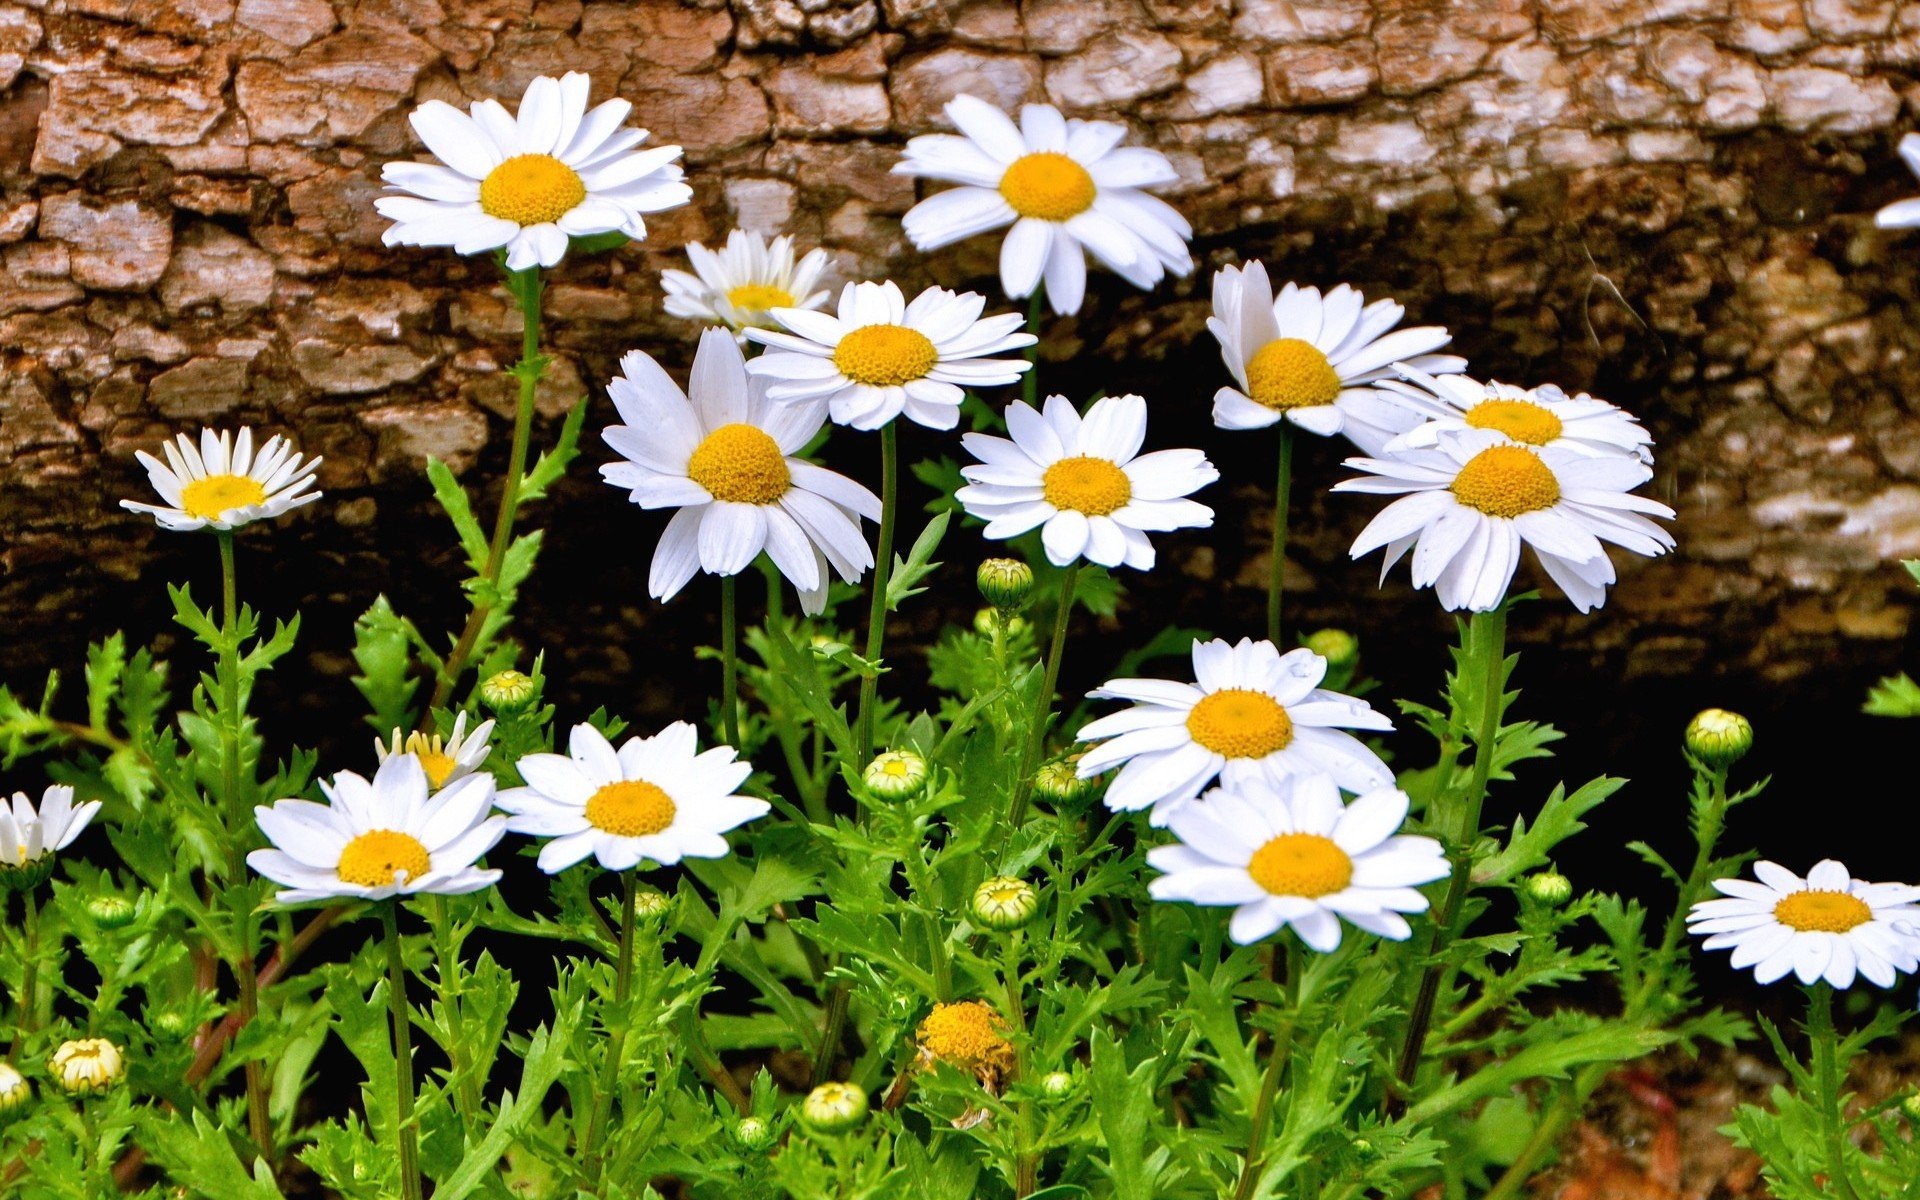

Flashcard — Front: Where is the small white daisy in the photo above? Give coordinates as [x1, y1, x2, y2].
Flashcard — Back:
[375, 713, 496, 792]
[894, 95, 1192, 315]
[1875, 133, 1920, 229]
[376, 71, 691, 271]
[247, 754, 504, 905]
[497, 722, 766, 874]
[1148, 774, 1448, 950]
[1688, 860, 1920, 990]
[120, 428, 321, 533]
[662, 229, 831, 336]
[1208, 261, 1466, 451]
[1077, 638, 1393, 826]
[744, 280, 1035, 431]
[601, 328, 881, 613]
[1335, 428, 1675, 613]
[955, 393, 1216, 570]
[0, 785, 103, 886]
[1362, 367, 1653, 463]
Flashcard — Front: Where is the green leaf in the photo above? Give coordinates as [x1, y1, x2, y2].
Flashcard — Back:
[1475, 776, 1625, 885]
[427, 457, 491, 575]
[351, 596, 420, 735]
[885, 511, 951, 612]
[1864, 672, 1920, 717]
[431, 1002, 582, 1200]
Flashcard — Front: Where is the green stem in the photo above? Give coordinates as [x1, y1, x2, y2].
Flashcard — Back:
[852, 421, 899, 767]
[429, 896, 480, 1121]
[382, 902, 424, 1200]
[1267, 423, 1294, 646]
[1003, 931, 1037, 1195]
[10, 892, 39, 1054]
[1809, 983, 1864, 1200]
[583, 872, 638, 1189]
[720, 574, 743, 750]
[1231, 941, 1303, 1200]
[811, 982, 851, 1087]
[1005, 562, 1082, 834]
[1021, 285, 1045, 408]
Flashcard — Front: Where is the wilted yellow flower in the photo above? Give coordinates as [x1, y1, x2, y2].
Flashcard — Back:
[917, 1001, 1016, 1083]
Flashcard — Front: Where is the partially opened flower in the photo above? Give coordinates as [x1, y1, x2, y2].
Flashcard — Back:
[1688, 860, 1920, 990]
[895, 95, 1191, 314]
[377, 71, 690, 270]
[375, 713, 495, 792]
[956, 394, 1216, 570]
[1208, 262, 1464, 450]
[120, 428, 321, 533]
[0, 785, 103, 891]
[1076, 638, 1393, 825]
[1335, 428, 1675, 613]
[247, 754, 504, 904]
[1876, 133, 1920, 229]
[1363, 367, 1653, 463]
[744, 280, 1034, 431]
[600, 329, 881, 612]
[663, 229, 831, 336]
[497, 722, 766, 873]
[1148, 775, 1448, 950]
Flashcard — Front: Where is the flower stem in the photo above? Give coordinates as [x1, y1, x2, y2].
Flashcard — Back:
[1267, 423, 1294, 646]
[1809, 982, 1864, 1200]
[583, 872, 638, 1190]
[9, 891, 39, 1054]
[381, 901, 424, 1200]
[1022, 284, 1045, 408]
[852, 421, 899, 767]
[720, 573, 743, 750]
[1231, 940, 1303, 1200]
[429, 895, 480, 1121]
[1006, 561, 1082, 834]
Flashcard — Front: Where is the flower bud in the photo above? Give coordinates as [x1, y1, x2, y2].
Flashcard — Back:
[974, 608, 1028, 637]
[977, 559, 1034, 612]
[970, 876, 1039, 931]
[863, 750, 929, 801]
[1303, 628, 1359, 673]
[1034, 756, 1093, 808]
[480, 670, 537, 714]
[730, 1115, 776, 1152]
[632, 888, 673, 924]
[150, 1010, 192, 1041]
[1903, 1092, 1920, 1124]
[1039, 1070, 1077, 1099]
[49, 1038, 124, 1096]
[86, 894, 137, 930]
[1685, 709, 1752, 767]
[1525, 871, 1574, 907]
[799, 1081, 868, 1133]
[0, 1063, 30, 1119]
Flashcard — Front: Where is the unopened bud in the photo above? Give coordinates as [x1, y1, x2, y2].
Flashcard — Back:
[1034, 756, 1093, 808]
[863, 750, 929, 801]
[86, 894, 138, 930]
[0, 1064, 29, 1119]
[50, 1038, 124, 1096]
[632, 888, 673, 924]
[731, 1115, 776, 1151]
[1303, 628, 1359, 673]
[1685, 709, 1752, 767]
[970, 876, 1039, 931]
[799, 1082, 868, 1133]
[480, 670, 537, 714]
[1040, 1071, 1078, 1098]
[1525, 872, 1574, 907]
[977, 559, 1034, 611]
[1903, 1092, 1920, 1123]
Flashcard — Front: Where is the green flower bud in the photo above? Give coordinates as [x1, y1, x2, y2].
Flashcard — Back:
[730, 1115, 776, 1152]
[799, 1081, 868, 1133]
[863, 750, 929, 801]
[1303, 628, 1359, 671]
[1039, 1070, 1078, 1099]
[480, 670, 537, 714]
[50, 1038, 124, 1096]
[970, 876, 1040, 931]
[977, 558, 1034, 611]
[0, 1063, 30, 1119]
[86, 894, 137, 930]
[1525, 871, 1574, 907]
[974, 608, 1029, 637]
[632, 888, 673, 924]
[1685, 708, 1752, 767]
[1903, 1092, 1920, 1123]
[150, 1010, 192, 1041]
[1034, 756, 1093, 808]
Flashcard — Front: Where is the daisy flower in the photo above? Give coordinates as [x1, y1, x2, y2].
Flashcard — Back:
[600, 328, 881, 613]
[1875, 133, 1920, 229]
[1208, 261, 1465, 451]
[1364, 367, 1653, 463]
[1335, 428, 1675, 613]
[662, 229, 831, 336]
[1147, 774, 1448, 950]
[375, 713, 496, 792]
[1076, 637, 1393, 825]
[0, 785, 103, 889]
[894, 95, 1192, 315]
[120, 427, 321, 533]
[955, 393, 1216, 570]
[1688, 860, 1920, 990]
[496, 722, 766, 874]
[247, 754, 504, 905]
[744, 280, 1034, 431]
[376, 71, 690, 271]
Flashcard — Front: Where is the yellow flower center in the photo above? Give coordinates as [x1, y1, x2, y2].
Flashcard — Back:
[999, 152, 1097, 221]
[1464, 398, 1564, 445]
[478, 153, 586, 226]
[1773, 890, 1872, 934]
[337, 830, 432, 889]
[686, 423, 792, 506]
[400, 732, 457, 789]
[1247, 833, 1353, 898]
[726, 283, 796, 313]
[584, 780, 677, 838]
[1186, 689, 1294, 758]
[179, 474, 267, 521]
[917, 1000, 1016, 1074]
[1449, 445, 1561, 518]
[1041, 456, 1132, 516]
[832, 324, 939, 387]
[1245, 338, 1343, 412]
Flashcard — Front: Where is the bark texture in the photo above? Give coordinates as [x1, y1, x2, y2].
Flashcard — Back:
[3, 0, 1920, 720]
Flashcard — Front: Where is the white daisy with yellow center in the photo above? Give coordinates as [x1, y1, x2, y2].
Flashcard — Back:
[120, 427, 321, 533]
[376, 72, 691, 271]
[375, 713, 495, 792]
[662, 229, 832, 337]
[600, 329, 881, 613]
[1360, 367, 1653, 463]
[497, 722, 766, 874]
[955, 394, 1216, 570]
[1208, 261, 1465, 450]
[247, 754, 504, 905]
[894, 95, 1192, 315]
[744, 280, 1035, 432]
[1688, 860, 1920, 990]
[0, 785, 102, 883]
[1076, 638, 1393, 826]
[1876, 133, 1920, 229]
[1147, 774, 1448, 950]
[1335, 427, 1675, 613]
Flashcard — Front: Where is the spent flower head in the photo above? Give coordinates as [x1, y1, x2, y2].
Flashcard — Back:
[917, 1001, 1016, 1081]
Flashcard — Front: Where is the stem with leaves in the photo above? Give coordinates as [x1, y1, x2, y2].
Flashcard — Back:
[1232, 939, 1303, 1200]
[1807, 983, 1865, 1200]
[8, 891, 39, 1055]
[381, 901, 424, 1200]
[852, 421, 899, 767]
[582, 872, 638, 1191]
[1005, 561, 1082, 834]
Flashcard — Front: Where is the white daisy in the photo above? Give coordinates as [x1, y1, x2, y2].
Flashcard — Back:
[1208, 261, 1466, 451]
[600, 329, 882, 613]
[1147, 774, 1448, 950]
[247, 754, 504, 905]
[497, 722, 766, 874]
[376, 71, 690, 271]
[1688, 860, 1920, 990]
[894, 95, 1192, 315]
[0, 785, 103, 885]
[1362, 367, 1653, 463]
[662, 229, 831, 336]
[1076, 638, 1393, 826]
[375, 713, 496, 792]
[120, 428, 322, 533]
[744, 280, 1035, 431]
[1335, 428, 1675, 613]
[955, 393, 1216, 570]
[1875, 133, 1920, 229]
